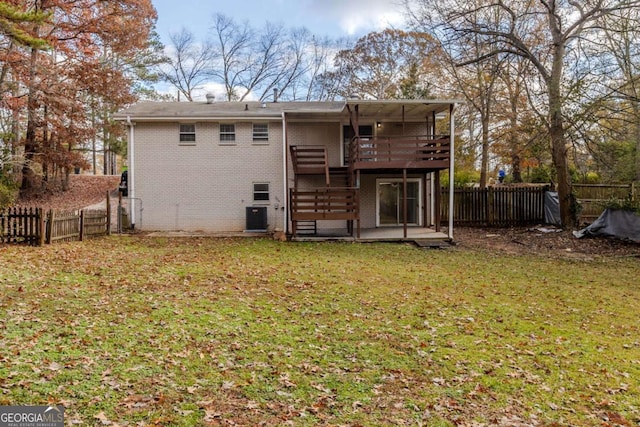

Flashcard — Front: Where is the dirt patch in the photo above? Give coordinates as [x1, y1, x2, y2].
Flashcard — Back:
[452, 226, 640, 258]
[14, 175, 120, 210]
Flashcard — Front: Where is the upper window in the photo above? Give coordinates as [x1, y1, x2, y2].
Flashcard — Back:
[252, 123, 269, 143]
[253, 183, 270, 202]
[179, 124, 196, 143]
[220, 124, 236, 143]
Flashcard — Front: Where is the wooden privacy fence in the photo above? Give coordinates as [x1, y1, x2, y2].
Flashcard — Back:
[573, 183, 637, 223]
[0, 207, 110, 246]
[0, 208, 43, 245]
[441, 186, 548, 227]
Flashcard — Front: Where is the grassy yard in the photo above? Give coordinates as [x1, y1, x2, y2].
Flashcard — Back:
[0, 236, 638, 426]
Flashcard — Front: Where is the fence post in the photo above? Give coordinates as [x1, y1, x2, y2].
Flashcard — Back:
[487, 186, 495, 226]
[117, 191, 122, 234]
[106, 191, 111, 236]
[38, 208, 45, 246]
[46, 210, 53, 244]
[79, 210, 85, 242]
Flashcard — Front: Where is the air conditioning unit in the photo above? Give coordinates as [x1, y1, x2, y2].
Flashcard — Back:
[246, 206, 267, 231]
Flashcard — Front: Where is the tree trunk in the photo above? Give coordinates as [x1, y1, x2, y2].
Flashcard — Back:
[479, 117, 489, 188]
[549, 89, 573, 227]
[633, 102, 640, 182]
[509, 83, 522, 183]
[547, 16, 573, 228]
[511, 153, 522, 183]
[20, 46, 39, 194]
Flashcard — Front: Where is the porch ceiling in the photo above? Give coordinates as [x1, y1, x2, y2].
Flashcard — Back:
[284, 99, 460, 122]
[345, 99, 457, 122]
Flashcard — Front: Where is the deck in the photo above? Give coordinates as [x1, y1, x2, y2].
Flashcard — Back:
[351, 136, 450, 171]
[290, 227, 451, 243]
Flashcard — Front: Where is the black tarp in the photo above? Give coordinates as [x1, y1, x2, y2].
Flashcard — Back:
[573, 209, 640, 243]
[544, 191, 561, 226]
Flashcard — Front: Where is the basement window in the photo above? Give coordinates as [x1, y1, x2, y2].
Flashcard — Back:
[253, 182, 270, 202]
[179, 124, 196, 144]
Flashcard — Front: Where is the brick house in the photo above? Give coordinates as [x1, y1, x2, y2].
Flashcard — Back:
[114, 98, 458, 241]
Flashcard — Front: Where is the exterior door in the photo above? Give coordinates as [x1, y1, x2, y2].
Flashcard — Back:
[377, 180, 421, 226]
[343, 125, 373, 165]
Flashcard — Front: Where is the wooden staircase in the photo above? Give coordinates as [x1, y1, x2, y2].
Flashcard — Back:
[290, 145, 330, 186]
[293, 220, 317, 236]
[328, 167, 350, 187]
[289, 146, 359, 238]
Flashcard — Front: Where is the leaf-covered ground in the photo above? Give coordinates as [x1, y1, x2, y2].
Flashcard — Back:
[14, 175, 120, 210]
[0, 236, 638, 426]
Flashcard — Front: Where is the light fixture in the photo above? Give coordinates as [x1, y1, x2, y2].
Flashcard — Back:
[376, 121, 382, 128]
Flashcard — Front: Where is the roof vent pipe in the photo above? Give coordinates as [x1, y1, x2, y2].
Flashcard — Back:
[273, 88, 278, 103]
[205, 93, 215, 104]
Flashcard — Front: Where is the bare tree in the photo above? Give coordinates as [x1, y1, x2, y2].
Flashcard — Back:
[210, 14, 312, 102]
[211, 14, 253, 101]
[286, 33, 341, 101]
[438, 17, 504, 188]
[494, 56, 538, 183]
[158, 28, 217, 102]
[408, 0, 640, 227]
[599, 9, 640, 181]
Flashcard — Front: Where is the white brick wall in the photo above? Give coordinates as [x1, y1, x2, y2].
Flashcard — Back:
[131, 118, 434, 232]
[132, 121, 284, 232]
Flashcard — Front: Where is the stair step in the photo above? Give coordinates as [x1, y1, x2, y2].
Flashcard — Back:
[328, 167, 351, 187]
[295, 220, 317, 235]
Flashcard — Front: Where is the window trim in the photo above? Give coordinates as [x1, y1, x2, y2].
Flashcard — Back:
[179, 123, 196, 145]
[252, 122, 269, 144]
[252, 182, 270, 204]
[219, 123, 236, 144]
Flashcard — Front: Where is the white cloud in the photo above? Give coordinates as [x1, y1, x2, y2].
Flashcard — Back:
[305, 0, 407, 35]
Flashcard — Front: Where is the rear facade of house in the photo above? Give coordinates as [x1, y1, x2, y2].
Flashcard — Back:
[115, 99, 458, 240]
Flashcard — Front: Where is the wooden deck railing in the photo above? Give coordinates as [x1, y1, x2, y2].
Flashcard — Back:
[351, 135, 450, 170]
[290, 187, 360, 237]
[290, 145, 330, 180]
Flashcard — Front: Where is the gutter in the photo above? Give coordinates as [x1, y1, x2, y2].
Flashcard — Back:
[448, 104, 456, 241]
[281, 112, 288, 235]
[126, 116, 136, 228]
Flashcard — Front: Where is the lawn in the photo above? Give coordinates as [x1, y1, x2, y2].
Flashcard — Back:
[0, 236, 638, 426]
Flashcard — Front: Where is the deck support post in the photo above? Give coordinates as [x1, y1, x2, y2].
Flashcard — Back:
[403, 168, 408, 239]
[435, 171, 441, 232]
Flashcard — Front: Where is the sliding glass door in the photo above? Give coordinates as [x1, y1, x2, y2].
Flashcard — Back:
[377, 180, 421, 226]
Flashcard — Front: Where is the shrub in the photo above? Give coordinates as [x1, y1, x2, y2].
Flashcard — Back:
[0, 180, 18, 208]
[597, 197, 640, 215]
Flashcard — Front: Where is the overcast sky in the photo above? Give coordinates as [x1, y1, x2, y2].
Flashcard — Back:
[151, 0, 408, 42]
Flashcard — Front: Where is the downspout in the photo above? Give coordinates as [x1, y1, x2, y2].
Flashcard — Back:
[431, 111, 437, 224]
[448, 104, 456, 241]
[126, 116, 136, 228]
[281, 112, 289, 235]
